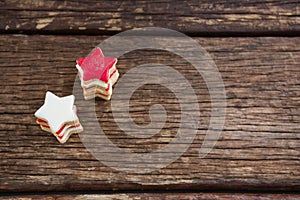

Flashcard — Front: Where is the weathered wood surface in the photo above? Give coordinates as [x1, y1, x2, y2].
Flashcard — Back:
[0, 0, 299, 35]
[0, 35, 299, 193]
[2, 193, 300, 200]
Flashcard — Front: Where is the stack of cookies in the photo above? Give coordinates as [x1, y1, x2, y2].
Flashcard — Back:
[34, 91, 83, 144]
[76, 47, 119, 100]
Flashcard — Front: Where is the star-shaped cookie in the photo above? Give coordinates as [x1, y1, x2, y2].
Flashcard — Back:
[35, 92, 78, 133]
[75, 47, 119, 100]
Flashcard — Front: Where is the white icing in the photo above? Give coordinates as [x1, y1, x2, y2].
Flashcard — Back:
[76, 64, 108, 88]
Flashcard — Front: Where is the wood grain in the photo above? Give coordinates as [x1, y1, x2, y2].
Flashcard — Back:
[0, 35, 299, 193]
[0, 0, 299, 35]
[2, 193, 300, 200]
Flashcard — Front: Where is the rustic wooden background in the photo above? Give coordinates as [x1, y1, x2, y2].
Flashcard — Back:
[0, 0, 299, 199]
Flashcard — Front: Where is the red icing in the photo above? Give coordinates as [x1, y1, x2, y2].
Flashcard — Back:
[57, 135, 64, 139]
[57, 124, 81, 139]
[37, 118, 47, 124]
[41, 124, 50, 128]
[77, 58, 85, 66]
[56, 123, 81, 134]
[56, 124, 67, 134]
[76, 47, 117, 82]
[110, 68, 117, 77]
[95, 92, 109, 97]
[105, 83, 110, 91]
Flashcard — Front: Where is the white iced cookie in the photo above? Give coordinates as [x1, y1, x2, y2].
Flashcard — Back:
[34, 91, 83, 144]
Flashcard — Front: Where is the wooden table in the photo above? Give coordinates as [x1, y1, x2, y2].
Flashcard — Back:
[0, 0, 299, 199]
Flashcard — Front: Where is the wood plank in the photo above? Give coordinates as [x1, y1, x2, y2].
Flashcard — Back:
[0, 0, 299, 35]
[0, 35, 299, 192]
[2, 193, 300, 200]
